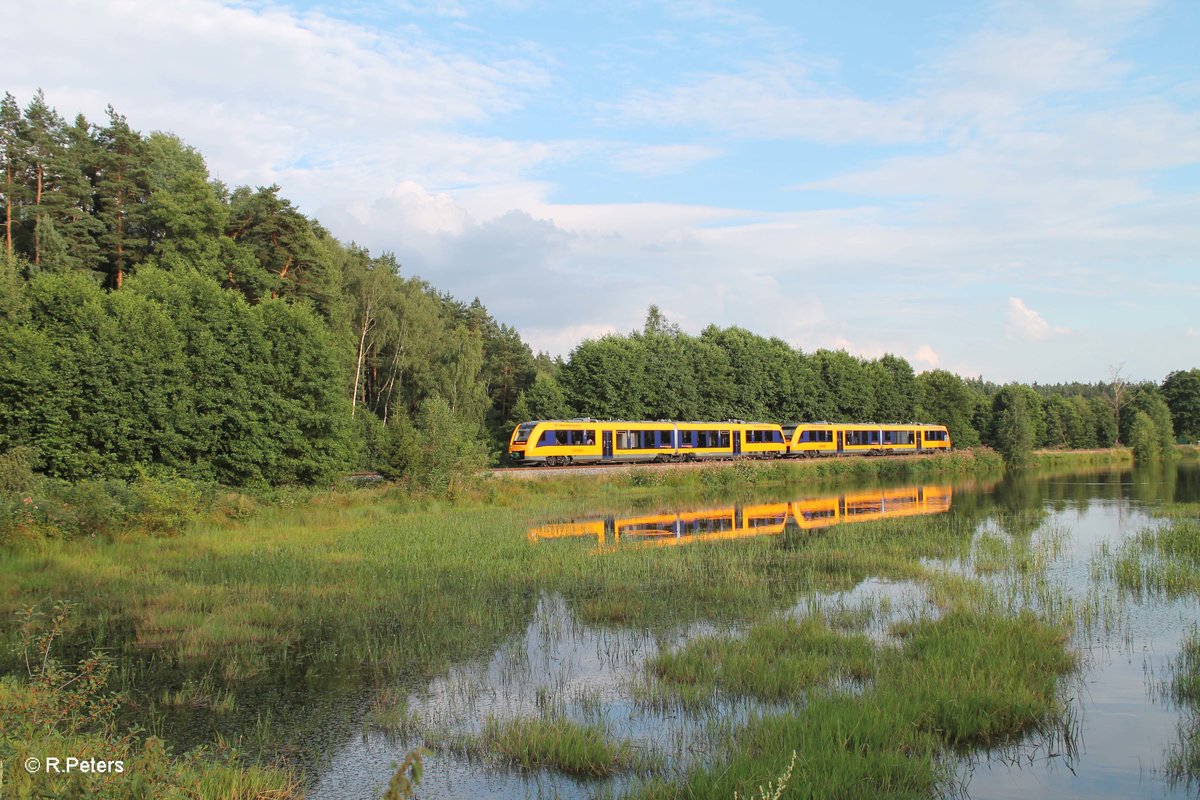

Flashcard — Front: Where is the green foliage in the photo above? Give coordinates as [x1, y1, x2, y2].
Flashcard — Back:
[381, 748, 429, 800]
[1043, 395, 1083, 449]
[512, 372, 572, 421]
[916, 369, 983, 448]
[872, 353, 918, 422]
[1121, 389, 1177, 461]
[0, 269, 355, 486]
[1130, 410, 1160, 462]
[1091, 395, 1119, 447]
[380, 397, 488, 493]
[1163, 369, 1200, 442]
[0, 91, 526, 490]
[0, 445, 39, 495]
[811, 348, 875, 421]
[990, 385, 1038, 468]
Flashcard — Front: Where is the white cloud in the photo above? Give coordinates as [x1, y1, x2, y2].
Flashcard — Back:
[610, 144, 723, 176]
[914, 345, 942, 369]
[1005, 297, 1069, 341]
[612, 62, 929, 144]
[2, 0, 551, 211]
[522, 323, 620, 357]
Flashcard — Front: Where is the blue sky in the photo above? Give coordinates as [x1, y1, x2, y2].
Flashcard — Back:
[6, 0, 1199, 383]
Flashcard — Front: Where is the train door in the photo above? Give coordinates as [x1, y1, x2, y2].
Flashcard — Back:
[733, 430, 742, 456]
[602, 431, 613, 460]
[836, 430, 844, 454]
[916, 430, 923, 452]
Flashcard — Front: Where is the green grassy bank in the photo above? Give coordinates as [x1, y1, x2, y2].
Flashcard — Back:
[0, 446, 1120, 798]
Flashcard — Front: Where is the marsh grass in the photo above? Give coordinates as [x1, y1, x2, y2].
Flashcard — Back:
[634, 504, 1080, 800]
[1165, 629, 1200, 786]
[1031, 449, 1133, 469]
[0, 452, 1114, 798]
[634, 608, 1075, 800]
[646, 615, 877, 706]
[1101, 519, 1200, 599]
[158, 674, 236, 714]
[478, 715, 644, 778]
[366, 686, 420, 738]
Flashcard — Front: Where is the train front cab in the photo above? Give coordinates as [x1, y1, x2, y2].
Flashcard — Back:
[918, 425, 951, 452]
[509, 420, 603, 466]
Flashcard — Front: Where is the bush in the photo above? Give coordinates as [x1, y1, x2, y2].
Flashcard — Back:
[0, 445, 40, 495]
[1131, 410, 1160, 462]
[379, 398, 488, 493]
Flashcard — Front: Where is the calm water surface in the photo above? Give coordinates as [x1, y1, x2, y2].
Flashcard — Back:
[265, 464, 1200, 798]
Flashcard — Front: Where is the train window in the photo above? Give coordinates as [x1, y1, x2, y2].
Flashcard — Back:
[656, 429, 673, 447]
[719, 431, 730, 448]
[680, 431, 695, 447]
[542, 429, 594, 446]
[514, 423, 537, 444]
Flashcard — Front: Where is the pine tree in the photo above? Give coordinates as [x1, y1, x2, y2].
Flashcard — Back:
[94, 107, 149, 288]
[0, 93, 25, 264]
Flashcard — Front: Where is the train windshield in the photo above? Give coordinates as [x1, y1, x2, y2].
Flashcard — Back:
[513, 422, 538, 444]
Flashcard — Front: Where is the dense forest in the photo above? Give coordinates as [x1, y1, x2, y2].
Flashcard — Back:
[0, 91, 542, 489]
[1, 91, 1197, 494]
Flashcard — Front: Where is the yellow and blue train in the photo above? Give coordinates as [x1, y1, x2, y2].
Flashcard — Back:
[508, 419, 950, 466]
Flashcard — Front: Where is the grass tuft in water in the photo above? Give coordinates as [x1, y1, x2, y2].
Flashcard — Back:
[647, 615, 876, 706]
[1102, 519, 1200, 599]
[366, 686, 419, 737]
[635, 608, 1076, 799]
[1166, 628, 1200, 786]
[158, 675, 236, 714]
[479, 715, 642, 778]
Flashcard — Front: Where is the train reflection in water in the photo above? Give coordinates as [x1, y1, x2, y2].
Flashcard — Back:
[527, 485, 953, 550]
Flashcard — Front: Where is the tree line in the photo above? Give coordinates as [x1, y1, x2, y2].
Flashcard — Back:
[518, 308, 1198, 466]
[0, 91, 539, 488]
[1, 92, 1197, 490]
